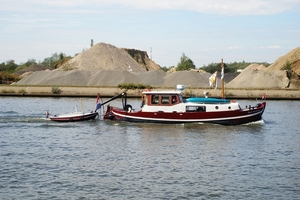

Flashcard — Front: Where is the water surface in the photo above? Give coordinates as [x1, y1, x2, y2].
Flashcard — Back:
[1, 97, 299, 199]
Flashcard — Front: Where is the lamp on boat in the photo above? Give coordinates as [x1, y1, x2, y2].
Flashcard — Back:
[176, 85, 185, 91]
[204, 91, 209, 98]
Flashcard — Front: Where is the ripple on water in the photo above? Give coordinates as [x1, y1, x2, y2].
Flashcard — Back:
[0, 98, 300, 199]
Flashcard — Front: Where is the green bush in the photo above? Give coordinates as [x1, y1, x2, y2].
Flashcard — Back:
[18, 89, 26, 94]
[117, 83, 152, 90]
[282, 61, 291, 70]
[51, 86, 60, 94]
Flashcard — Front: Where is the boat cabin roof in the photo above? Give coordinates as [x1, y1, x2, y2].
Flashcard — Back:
[142, 90, 182, 95]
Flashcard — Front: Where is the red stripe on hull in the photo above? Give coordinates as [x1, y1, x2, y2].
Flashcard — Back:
[50, 112, 98, 122]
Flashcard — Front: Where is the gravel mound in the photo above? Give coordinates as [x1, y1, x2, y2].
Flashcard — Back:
[87, 70, 141, 86]
[226, 64, 290, 88]
[15, 44, 300, 89]
[265, 46, 300, 74]
[17, 69, 213, 87]
[14, 65, 53, 78]
[137, 70, 166, 86]
[59, 43, 150, 72]
[164, 71, 212, 87]
[226, 47, 300, 89]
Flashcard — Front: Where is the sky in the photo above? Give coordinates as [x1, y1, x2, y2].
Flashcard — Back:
[1, 0, 300, 68]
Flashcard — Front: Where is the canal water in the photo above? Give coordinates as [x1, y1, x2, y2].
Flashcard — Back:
[0, 97, 299, 199]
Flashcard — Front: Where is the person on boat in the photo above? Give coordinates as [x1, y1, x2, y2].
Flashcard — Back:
[172, 95, 179, 104]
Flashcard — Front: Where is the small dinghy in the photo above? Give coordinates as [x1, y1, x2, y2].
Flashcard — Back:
[48, 111, 99, 122]
[47, 98, 99, 122]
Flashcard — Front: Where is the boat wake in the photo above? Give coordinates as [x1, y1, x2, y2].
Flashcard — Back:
[244, 119, 265, 125]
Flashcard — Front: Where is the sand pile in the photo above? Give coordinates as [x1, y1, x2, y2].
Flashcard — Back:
[121, 48, 161, 71]
[226, 47, 300, 89]
[58, 43, 159, 72]
[14, 64, 53, 78]
[16, 70, 213, 87]
[15, 44, 300, 89]
[226, 65, 291, 88]
[265, 46, 300, 74]
[17, 65, 300, 89]
[246, 63, 266, 71]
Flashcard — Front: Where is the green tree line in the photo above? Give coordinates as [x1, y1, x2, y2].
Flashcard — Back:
[0, 52, 71, 82]
[201, 61, 270, 74]
[161, 53, 270, 73]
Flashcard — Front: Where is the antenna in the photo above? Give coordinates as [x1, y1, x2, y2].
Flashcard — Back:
[150, 47, 152, 60]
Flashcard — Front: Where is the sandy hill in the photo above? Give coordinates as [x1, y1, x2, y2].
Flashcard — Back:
[226, 64, 291, 88]
[247, 63, 266, 71]
[121, 48, 161, 71]
[226, 62, 300, 89]
[226, 47, 300, 89]
[265, 46, 300, 74]
[58, 43, 160, 72]
[16, 69, 213, 88]
[14, 44, 300, 89]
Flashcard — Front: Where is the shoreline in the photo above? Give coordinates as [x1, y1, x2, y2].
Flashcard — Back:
[0, 85, 300, 100]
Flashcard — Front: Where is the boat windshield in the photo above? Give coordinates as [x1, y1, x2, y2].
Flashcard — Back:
[149, 94, 182, 105]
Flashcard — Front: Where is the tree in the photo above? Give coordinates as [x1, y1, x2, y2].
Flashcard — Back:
[176, 53, 196, 71]
[59, 53, 64, 60]
[24, 59, 37, 67]
[41, 52, 67, 68]
[0, 60, 18, 72]
[91, 39, 94, 47]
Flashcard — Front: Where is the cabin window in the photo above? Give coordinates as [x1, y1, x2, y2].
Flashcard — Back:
[162, 95, 170, 104]
[186, 106, 206, 112]
[171, 95, 179, 104]
[150, 94, 181, 105]
[151, 95, 160, 104]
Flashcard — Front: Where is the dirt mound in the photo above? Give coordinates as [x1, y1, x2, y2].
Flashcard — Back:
[16, 69, 213, 87]
[247, 63, 266, 71]
[137, 70, 166, 86]
[226, 68, 290, 89]
[14, 65, 53, 76]
[87, 70, 141, 86]
[226, 49, 300, 89]
[122, 48, 161, 71]
[265, 46, 300, 74]
[164, 71, 212, 87]
[15, 45, 300, 89]
[224, 72, 239, 83]
[58, 43, 159, 72]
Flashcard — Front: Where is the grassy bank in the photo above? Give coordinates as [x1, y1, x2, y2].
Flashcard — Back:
[0, 85, 299, 100]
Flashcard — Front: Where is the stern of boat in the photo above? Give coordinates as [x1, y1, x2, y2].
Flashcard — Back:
[103, 105, 115, 120]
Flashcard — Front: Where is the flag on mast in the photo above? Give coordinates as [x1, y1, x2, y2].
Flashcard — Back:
[221, 64, 224, 80]
[95, 93, 102, 112]
[209, 71, 218, 88]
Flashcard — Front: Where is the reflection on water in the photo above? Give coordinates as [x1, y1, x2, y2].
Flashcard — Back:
[0, 97, 300, 199]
